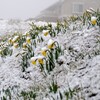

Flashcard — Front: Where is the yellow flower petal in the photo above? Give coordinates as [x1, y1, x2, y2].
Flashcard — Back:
[47, 39, 55, 49]
[31, 60, 36, 65]
[43, 30, 49, 36]
[48, 44, 54, 49]
[44, 32, 48, 36]
[38, 58, 44, 64]
[31, 57, 37, 65]
[26, 37, 31, 44]
[8, 38, 12, 44]
[91, 20, 96, 25]
[23, 43, 27, 48]
[41, 50, 47, 56]
[91, 16, 97, 25]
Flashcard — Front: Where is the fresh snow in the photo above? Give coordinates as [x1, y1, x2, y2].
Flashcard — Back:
[0, 20, 100, 99]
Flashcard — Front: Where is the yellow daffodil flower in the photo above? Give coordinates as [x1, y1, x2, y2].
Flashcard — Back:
[43, 30, 49, 36]
[41, 47, 48, 56]
[23, 43, 27, 48]
[8, 38, 12, 44]
[31, 57, 37, 65]
[37, 56, 44, 64]
[38, 58, 44, 64]
[41, 50, 46, 56]
[26, 37, 31, 44]
[91, 16, 97, 25]
[47, 39, 54, 49]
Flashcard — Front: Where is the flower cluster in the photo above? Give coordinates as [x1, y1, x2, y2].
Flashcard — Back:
[30, 39, 62, 74]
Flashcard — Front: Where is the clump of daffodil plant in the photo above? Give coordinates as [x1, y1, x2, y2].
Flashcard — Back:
[55, 21, 61, 34]
[37, 55, 45, 71]
[21, 90, 37, 100]
[49, 28, 56, 37]
[46, 39, 63, 72]
[17, 51, 30, 72]
[31, 55, 47, 74]
[0, 46, 12, 59]
[9, 34, 25, 48]
[86, 8, 100, 31]
[29, 23, 44, 42]
[29, 29, 43, 45]
[12, 36, 19, 43]
[25, 26, 62, 74]
[61, 20, 69, 33]
[47, 39, 62, 60]
[49, 80, 59, 94]
[23, 32, 30, 37]
[82, 10, 91, 26]
[26, 44, 34, 59]
[47, 80, 78, 100]
[39, 47, 55, 74]
[46, 23, 55, 37]
[32, 39, 63, 74]
[32, 55, 44, 66]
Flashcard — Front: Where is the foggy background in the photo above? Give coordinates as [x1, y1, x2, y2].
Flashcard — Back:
[0, 0, 59, 19]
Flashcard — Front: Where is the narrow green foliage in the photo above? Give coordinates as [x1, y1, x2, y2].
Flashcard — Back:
[49, 81, 58, 94]
[21, 90, 37, 100]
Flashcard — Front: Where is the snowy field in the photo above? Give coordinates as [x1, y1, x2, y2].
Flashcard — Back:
[0, 14, 100, 100]
[0, 19, 31, 36]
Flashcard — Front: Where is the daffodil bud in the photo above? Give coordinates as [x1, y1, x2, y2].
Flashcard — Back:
[91, 16, 97, 25]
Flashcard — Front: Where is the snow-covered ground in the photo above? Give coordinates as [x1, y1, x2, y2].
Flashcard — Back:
[0, 19, 100, 100]
[0, 19, 31, 36]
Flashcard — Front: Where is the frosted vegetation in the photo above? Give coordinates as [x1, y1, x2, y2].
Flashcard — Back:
[0, 8, 100, 100]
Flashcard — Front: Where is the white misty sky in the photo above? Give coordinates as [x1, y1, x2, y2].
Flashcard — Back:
[0, 0, 59, 19]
